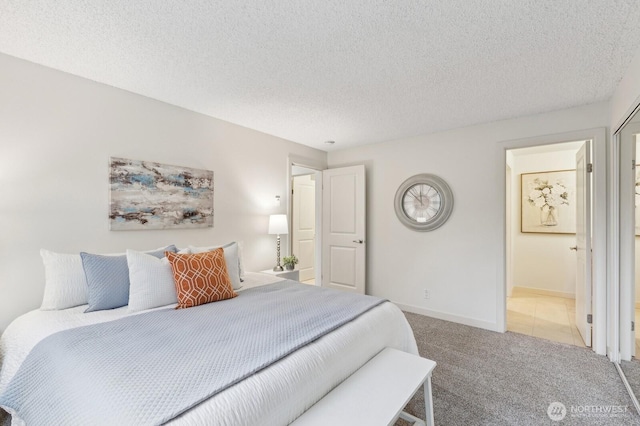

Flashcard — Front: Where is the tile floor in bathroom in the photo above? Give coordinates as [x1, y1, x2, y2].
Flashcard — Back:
[507, 288, 586, 347]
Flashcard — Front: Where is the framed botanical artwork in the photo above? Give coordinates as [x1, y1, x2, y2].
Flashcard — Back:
[521, 169, 576, 234]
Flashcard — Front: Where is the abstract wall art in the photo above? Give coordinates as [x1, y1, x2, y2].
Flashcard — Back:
[109, 157, 213, 231]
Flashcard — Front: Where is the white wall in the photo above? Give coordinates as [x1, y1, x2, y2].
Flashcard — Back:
[505, 153, 513, 298]
[327, 102, 609, 331]
[611, 48, 640, 132]
[0, 53, 327, 332]
[510, 145, 581, 297]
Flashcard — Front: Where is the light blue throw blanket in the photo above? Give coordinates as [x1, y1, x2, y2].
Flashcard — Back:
[0, 281, 385, 425]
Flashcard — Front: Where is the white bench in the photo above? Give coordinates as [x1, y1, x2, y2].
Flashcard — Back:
[291, 347, 436, 426]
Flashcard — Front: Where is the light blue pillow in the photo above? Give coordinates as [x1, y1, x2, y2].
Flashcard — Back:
[81, 245, 176, 312]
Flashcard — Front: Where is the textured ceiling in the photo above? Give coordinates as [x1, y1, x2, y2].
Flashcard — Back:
[1, 1, 640, 151]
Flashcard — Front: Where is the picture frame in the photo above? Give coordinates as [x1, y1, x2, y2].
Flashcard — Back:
[109, 157, 214, 231]
[521, 169, 576, 234]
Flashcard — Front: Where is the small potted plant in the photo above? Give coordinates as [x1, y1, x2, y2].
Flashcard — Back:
[282, 254, 299, 271]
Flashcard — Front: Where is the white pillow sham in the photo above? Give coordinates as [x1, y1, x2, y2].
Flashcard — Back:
[189, 242, 242, 290]
[40, 245, 177, 311]
[237, 241, 245, 280]
[127, 248, 190, 313]
[40, 250, 88, 310]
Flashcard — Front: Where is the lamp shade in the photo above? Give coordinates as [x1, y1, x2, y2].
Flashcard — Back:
[268, 214, 288, 235]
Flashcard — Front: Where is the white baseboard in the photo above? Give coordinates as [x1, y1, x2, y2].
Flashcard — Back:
[512, 286, 574, 300]
[394, 301, 500, 333]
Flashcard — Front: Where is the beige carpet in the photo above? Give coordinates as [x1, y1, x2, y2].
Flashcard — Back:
[399, 312, 639, 425]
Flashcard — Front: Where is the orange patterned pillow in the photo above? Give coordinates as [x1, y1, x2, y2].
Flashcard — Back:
[166, 249, 237, 309]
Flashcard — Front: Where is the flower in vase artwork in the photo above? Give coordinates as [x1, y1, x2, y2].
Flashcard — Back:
[521, 170, 576, 234]
[526, 178, 569, 226]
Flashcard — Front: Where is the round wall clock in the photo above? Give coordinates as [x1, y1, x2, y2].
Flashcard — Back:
[394, 174, 454, 231]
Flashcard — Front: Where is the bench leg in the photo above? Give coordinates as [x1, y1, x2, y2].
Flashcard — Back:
[424, 375, 434, 426]
[397, 374, 435, 426]
[399, 411, 426, 426]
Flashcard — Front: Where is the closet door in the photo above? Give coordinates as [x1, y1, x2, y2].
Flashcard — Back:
[620, 123, 639, 360]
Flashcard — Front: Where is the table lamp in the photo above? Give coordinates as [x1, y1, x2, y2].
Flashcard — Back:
[268, 214, 288, 271]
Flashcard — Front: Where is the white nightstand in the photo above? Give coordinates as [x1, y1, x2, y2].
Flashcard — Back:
[260, 268, 300, 281]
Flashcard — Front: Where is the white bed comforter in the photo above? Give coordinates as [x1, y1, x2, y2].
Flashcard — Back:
[0, 273, 418, 426]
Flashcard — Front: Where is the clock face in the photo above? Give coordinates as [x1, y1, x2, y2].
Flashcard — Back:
[402, 183, 441, 223]
[394, 174, 453, 231]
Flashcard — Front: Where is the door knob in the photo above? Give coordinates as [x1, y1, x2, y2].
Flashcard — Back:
[569, 246, 578, 251]
[353, 239, 364, 244]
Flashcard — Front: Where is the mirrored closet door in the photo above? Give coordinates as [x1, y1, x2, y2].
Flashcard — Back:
[616, 103, 640, 411]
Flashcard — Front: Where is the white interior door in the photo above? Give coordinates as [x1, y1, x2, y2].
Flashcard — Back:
[322, 165, 366, 294]
[575, 142, 592, 347]
[506, 165, 513, 298]
[293, 174, 316, 282]
[620, 123, 639, 360]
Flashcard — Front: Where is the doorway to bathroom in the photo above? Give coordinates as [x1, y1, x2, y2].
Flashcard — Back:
[505, 140, 591, 348]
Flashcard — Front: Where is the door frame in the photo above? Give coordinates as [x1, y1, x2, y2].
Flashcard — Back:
[497, 128, 608, 356]
[287, 154, 326, 285]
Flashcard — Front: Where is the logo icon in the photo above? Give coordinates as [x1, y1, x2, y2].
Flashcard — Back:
[548, 402, 567, 421]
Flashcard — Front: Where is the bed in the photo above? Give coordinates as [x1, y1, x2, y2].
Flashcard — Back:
[0, 272, 418, 426]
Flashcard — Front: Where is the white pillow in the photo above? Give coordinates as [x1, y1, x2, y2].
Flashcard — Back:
[237, 241, 245, 280]
[189, 242, 242, 290]
[40, 249, 88, 310]
[40, 245, 178, 311]
[126, 248, 190, 313]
